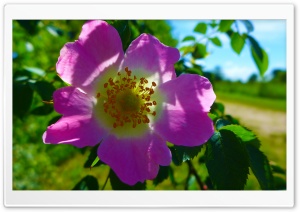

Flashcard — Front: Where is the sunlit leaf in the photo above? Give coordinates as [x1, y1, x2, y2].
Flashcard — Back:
[218, 20, 234, 32]
[84, 144, 104, 168]
[182, 35, 196, 42]
[179, 45, 195, 56]
[194, 22, 207, 34]
[220, 125, 257, 143]
[192, 43, 208, 59]
[73, 175, 99, 190]
[23, 66, 46, 77]
[251, 47, 269, 77]
[230, 32, 246, 54]
[209, 37, 222, 47]
[247, 35, 263, 60]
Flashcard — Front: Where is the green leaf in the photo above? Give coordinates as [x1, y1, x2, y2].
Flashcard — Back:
[46, 25, 64, 37]
[109, 169, 146, 190]
[218, 20, 235, 32]
[109, 20, 131, 51]
[48, 115, 62, 126]
[209, 37, 222, 47]
[240, 20, 254, 33]
[179, 45, 195, 56]
[219, 125, 257, 143]
[170, 145, 203, 166]
[194, 22, 207, 34]
[210, 102, 225, 117]
[153, 166, 169, 186]
[205, 131, 250, 190]
[230, 32, 246, 54]
[31, 105, 53, 115]
[270, 163, 286, 175]
[23, 66, 46, 77]
[29, 81, 56, 101]
[185, 67, 203, 75]
[247, 35, 263, 60]
[192, 43, 208, 59]
[208, 113, 217, 121]
[273, 175, 286, 190]
[84, 144, 104, 168]
[251, 47, 269, 77]
[13, 82, 34, 119]
[73, 175, 99, 190]
[17, 20, 40, 35]
[182, 35, 196, 42]
[210, 20, 218, 28]
[245, 145, 274, 190]
[215, 119, 231, 130]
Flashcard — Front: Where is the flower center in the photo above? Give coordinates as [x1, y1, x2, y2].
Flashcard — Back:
[96, 67, 157, 129]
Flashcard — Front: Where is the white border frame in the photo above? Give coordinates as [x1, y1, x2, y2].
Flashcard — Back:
[3, 3, 294, 207]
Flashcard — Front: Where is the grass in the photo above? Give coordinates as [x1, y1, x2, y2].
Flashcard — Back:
[216, 91, 286, 111]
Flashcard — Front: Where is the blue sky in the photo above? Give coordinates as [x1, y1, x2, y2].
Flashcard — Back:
[168, 20, 286, 82]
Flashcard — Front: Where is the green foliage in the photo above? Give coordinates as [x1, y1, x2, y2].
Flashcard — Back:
[194, 22, 207, 34]
[218, 20, 235, 32]
[73, 175, 99, 190]
[192, 43, 208, 59]
[13, 82, 34, 118]
[170, 145, 203, 166]
[205, 131, 250, 190]
[153, 166, 170, 186]
[109, 169, 146, 190]
[246, 145, 274, 189]
[230, 32, 246, 54]
[209, 37, 222, 47]
[251, 47, 269, 77]
[182, 35, 196, 42]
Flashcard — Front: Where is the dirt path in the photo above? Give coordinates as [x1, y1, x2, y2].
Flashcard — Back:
[217, 97, 286, 167]
[217, 98, 286, 137]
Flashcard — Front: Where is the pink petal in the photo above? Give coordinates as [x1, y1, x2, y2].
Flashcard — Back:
[43, 86, 107, 148]
[159, 74, 216, 112]
[53, 86, 93, 116]
[56, 20, 124, 95]
[153, 110, 214, 146]
[153, 74, 216, 146]
[122, 34, 180, 83]
[98, 133, 171, 185]
[43, 114, 106, 148]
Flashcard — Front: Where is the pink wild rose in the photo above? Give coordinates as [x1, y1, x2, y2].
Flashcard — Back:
[43, 20, 216, 185]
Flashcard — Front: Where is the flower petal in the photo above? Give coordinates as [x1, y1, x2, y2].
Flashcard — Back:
[43, 86, 107, 148]
[153, 74, 216, 146]
[53, 86, 93, 116]
[98, 132, 171, 185]
[122, 34, 180, 84]
[56, 20, 124, 95]
[154, 110, 214, 146]
[158, 74, 216, 112]
[43, 114, 106, 148]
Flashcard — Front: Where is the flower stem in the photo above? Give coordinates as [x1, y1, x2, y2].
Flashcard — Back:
[186, 160, 205, 190]
[101, 171, 110, 190]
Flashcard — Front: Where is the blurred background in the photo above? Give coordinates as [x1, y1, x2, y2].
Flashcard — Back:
[12, 20, 286, 190]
